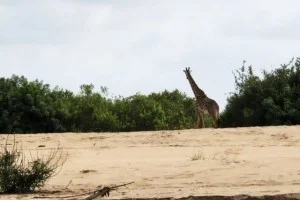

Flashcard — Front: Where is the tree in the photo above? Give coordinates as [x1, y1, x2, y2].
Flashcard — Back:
[221, 57, 300, 127]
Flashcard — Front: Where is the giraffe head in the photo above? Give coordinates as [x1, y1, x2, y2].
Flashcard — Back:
[183, 67, 191, 78]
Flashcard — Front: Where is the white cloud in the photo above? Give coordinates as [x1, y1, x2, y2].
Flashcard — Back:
[0, 0, 300, 110]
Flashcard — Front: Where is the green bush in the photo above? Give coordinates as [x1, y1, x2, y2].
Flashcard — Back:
[0, 137, 67, 193]
[221, 57, 300, 127]
[0, 76, 207, 132]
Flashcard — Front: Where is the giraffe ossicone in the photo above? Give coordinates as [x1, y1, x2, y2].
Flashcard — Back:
[183, 67, 220, 128]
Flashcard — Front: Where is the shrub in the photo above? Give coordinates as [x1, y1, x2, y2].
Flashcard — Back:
[221, 58, 300, 127]
[190, 150, 205, 161]
[0, 136, 67, 193]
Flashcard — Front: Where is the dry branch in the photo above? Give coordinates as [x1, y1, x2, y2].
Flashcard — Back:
[82, 182, 134, 200]
[33, 182, 134, 200]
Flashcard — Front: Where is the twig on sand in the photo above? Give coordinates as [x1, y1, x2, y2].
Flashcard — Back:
[65, 180, 72, 189]
[83, 182, 134, 200]
[33, 182, 134, 200]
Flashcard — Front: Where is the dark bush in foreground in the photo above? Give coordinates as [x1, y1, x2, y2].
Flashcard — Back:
[0, 137, 67, 193]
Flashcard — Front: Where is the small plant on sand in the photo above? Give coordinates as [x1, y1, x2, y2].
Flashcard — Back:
[190, 150, 205, 161]
[0, 136, 68, 193]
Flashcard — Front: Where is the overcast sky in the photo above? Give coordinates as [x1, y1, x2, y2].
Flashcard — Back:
[1, 0, 299, 111]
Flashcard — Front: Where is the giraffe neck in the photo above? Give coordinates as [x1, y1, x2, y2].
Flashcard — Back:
[186, 73, 207, 101]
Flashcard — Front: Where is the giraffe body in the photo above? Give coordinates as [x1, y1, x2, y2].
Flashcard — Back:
[183, 67, 220, 128]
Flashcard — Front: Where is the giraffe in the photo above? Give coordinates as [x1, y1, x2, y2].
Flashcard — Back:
[183, 67, 220, 128]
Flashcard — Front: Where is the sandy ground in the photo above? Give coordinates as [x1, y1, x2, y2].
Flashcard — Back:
[1, 125, 300, 199]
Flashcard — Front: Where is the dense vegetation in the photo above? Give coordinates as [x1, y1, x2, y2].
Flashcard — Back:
[221, 57, 300, 127]
[0, 76, 214, 133]
[0, 57, 299, 133]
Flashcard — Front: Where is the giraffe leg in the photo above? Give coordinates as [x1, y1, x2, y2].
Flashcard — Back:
[209, 109, 220, 128]
[217, 118, 220, 128]
[198, 110, 205, 128]
[194, 115, 200, 128]
[194, 107, 200, 128]
[213, 114, 220, 128]
[195, 109, 204, 128]
[200, 114, 205, 128]
[215, 110, 221, 128]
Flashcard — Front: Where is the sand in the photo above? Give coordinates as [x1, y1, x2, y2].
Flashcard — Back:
[0, 125, 300, 200]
